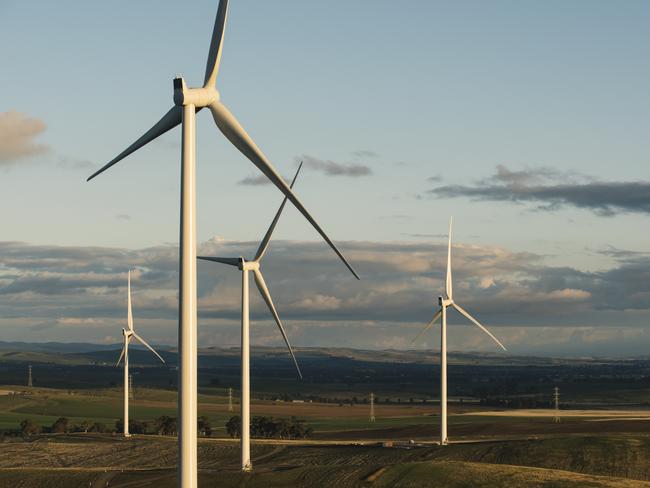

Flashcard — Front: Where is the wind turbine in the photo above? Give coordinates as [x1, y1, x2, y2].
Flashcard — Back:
[199, 163, 304, 472]
[116, 270, 165, 437]
[86, 1, 358, 485]
[413, 217, 506, 445]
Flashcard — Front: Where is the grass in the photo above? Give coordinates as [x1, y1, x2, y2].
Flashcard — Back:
[3, 438, 650, 488]
[373, 461, 650, 488]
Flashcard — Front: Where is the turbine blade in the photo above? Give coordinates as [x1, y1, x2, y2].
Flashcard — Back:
[197, 256, 241, 267]
[254, 162, 303, 262]
[116, 344, 126, 367]
[209, 101, 359, 280]
[132, 332, 166, 363]
[446, 217, 453, 300]
[127, 270, 134, 331]
[411, 309, 442, 344]
[203, 0, 229, 87]
[87, 106, 182, 181]
[451, 303, 507, 351]
[253, 269, 302, 379]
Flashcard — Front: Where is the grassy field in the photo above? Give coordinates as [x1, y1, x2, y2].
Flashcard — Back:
[3, 434, 650, 487]
[5, 386, 650, 441]
[4, 373, 650, 486]
[7, 346, 650, 487]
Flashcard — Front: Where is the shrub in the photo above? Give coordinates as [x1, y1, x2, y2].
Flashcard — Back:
[19, 419, 41, 436]
[51, 417, 69, 434]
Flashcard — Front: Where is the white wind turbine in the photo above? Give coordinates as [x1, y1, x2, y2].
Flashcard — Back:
[199, 163, 303, 472]
[86, 1, 358, 485]
[116, 270, 165, 437]
[414, 217, 506, 445]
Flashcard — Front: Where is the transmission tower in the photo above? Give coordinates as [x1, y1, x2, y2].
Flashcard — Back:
[228, 387, 233, 412]
[129, 374, 134, 400]
[370, 392, 376, 422]
[553, 386, 560, 423]
[27, 365, 33, 388]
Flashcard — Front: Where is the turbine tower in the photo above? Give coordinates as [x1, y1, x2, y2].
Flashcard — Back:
[116, 270, 166, 437]
[414, 218, 507, 445]
[228, 387, 233, 412]
[370, 392, 375, 422]
[553, 386, 560, 423]
[199, 164, 309, 472]
[86, 2, 357, 485]
[27, 365, 33, 388]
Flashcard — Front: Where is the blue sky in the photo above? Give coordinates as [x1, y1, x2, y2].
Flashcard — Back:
[1, 1, 650, 355]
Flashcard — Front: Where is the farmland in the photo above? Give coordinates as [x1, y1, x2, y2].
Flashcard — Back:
[4, 345, 650, 486]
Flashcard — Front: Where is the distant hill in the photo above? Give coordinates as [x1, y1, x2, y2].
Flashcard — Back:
[0, 341, 631, 367]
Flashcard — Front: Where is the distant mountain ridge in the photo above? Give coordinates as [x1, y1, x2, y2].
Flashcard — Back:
[0, 341, 637, 367]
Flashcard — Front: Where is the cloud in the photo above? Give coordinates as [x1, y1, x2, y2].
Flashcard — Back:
[238, 172, 297, 186]
[428, 165, 650, 216]
[57, 156, 94, 171]
[351, 150, 379, 159]
[402, 233, 448, 239]
[298, 155, 372, 177]
[115, 214, 131, 221]
[2, 238, 650, 350]
[238, 174, 272, 186]
[379, 215, 411, 221]
[0, 111, 49, 164]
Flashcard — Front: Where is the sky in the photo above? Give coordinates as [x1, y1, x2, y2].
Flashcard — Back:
[1, 0, 649, 356]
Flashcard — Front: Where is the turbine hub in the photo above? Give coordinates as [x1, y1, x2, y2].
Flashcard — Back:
[173, 77, 219, 108]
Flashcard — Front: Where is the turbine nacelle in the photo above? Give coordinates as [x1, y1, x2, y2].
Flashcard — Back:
[173, 77, 220, 108]
[439, 297, 453, 307]
[240, 259, 260, 272]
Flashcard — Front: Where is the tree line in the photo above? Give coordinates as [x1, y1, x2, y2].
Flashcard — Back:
[225, 415, 312, 440]
[12, 415, 212, 437]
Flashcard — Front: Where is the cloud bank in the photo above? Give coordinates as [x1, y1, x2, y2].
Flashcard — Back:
[429, 165, 650, 216]
[1, 238, 649, 352]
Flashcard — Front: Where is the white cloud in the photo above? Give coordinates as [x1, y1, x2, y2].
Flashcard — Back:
[0, 111, 49, 164]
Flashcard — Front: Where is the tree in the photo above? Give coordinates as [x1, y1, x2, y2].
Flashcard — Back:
[155, 416, 177, 436]
[51, 417, 69, 434]
[252, 416, 280, 438]
[90, 422, 107, 433]
[225, 416, 241, 438]
[19, 419, 41, 436]
[198, 416, 212, 436]
[79, 420, 92, 433]
[129, 419, 148, 434]
[287, 417, 310, 439]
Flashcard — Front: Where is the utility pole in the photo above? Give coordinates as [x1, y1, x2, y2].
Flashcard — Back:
[228, 387, 233, 412]
[370, 392, 376, 422]
[553, 386, 560, 423]
[27, 365, 33, 388]
[129, 374, 134, 400]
